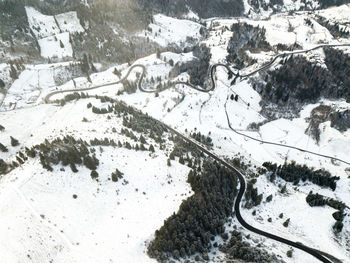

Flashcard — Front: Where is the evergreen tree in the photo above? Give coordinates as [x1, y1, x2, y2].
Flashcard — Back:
[179, 156, 185, 164]
[10, 136, 19, 147]
[140, 135, 146, 144]
[0, 125, 4, 131]
[149, 144, 155, 152]
[60, 40, 64, 48]
[81, 54, 90, 74]
[0, 79, 5, 88]
[91, 170, 99, 180]
[0, 142, 8, 152]
[140, 143, 146, 151]
[9, 64, 18, 79]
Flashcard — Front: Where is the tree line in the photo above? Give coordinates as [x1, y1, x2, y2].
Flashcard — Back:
[148, 160, 238, 262]
[263, 161, 339, 191]
[306, 191, 346, 233]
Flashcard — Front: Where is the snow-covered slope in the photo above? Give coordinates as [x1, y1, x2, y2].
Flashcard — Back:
[1, 3, 350, 263]
[0, 99, 192, 263]
[138, 14, 203, 48]
[25, 7, 84, 58]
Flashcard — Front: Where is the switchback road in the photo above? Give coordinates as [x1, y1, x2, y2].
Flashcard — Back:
[45, 43, 350, 262]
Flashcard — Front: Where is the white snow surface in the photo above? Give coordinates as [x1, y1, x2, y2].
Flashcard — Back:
[25, 7, 83, 58]
[0, 100, 192, 263]
[1, 3, 350, 263]
[139, 14, 203, 48]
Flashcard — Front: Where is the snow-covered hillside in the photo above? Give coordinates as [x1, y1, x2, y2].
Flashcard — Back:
[139, 14, 203, 48]
[1, 2, 350, 263]
[25, 7, 84, 58]
[0, 99, 192, 262]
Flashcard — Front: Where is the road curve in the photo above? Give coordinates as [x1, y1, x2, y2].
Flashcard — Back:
[163, 124, 333, 263]
[44, 43, 350, 262]
[44, 64, 147, 104]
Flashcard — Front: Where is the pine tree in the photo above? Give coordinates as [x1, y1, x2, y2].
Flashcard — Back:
[10, 136, 19, 147]
[0, 143, 8, 152]
[9, 64, 18, 79]
[81, 54, 90, 74]
[0, 125, 4, 131]
[167, 158, 171, 166]
[179, 156, 185, 165]
[0, 79, 5, 88]
[149, 144, 155, 152]
[140, 135, 146, 144]
[0, 159, 8, 174]
[91, 170, 99, 180]
[60, 40, 64, 48]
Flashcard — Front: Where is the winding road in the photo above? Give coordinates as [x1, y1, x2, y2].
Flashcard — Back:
[44, 43, 350, 262]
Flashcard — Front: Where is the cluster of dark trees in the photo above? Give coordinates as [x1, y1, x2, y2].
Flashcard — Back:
[32, 136, 99, 173]
[80, 53, 96, 76]
[190, 131, 213, 147]
[89, 136, 153, 153]
[324, 48, 350, 100]
[148, 160, 238, 261]
[111, 168, 123, 183]
[329, 109, 350, 132]
[176, 44, 211, 87]
[263, 162, 339, 191]
[248, 0, 283, 12]
[220, 230, 281, 263]
[59, 92, 91, 105]
[316, 16, 350, 38]
[0, 0, 41, 62]
[0, 135, 100, 176]
[245, 178, 263, 208]
[0, 136, 20, 153]
[121, 79, 137, 94]
[318, 0, 350, 8]
[227, 23, 271, 69]
[136, 0, 244, 18]
[252, 48, 350, 117]
[306, 191, 346, 233]
[121, 112, 167, 144]
[0, 0, 155, 65]
[61, 93, 168, 150]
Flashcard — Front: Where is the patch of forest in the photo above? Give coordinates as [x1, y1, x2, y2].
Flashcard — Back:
[136, 0, 244, 18]
[315, 16, 350, 39]
[226, 23, 271, 69]
[0, 0, 40, 62]
[318, 0, 350, 8]
[147, 159, 238, 261]
[0, 0, 157, 64]
[263, 161, 339, 191]
[306, 192, 347, 233]
[220, 230, 282, 263]
[252, 48, 350, 119]
[173, 44, 211, 87]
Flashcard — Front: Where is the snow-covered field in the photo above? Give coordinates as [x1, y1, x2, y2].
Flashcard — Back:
[139, 14, 203, 48]
[25, 7, 83, 58]
[0, 100, 192, 263]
